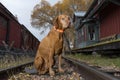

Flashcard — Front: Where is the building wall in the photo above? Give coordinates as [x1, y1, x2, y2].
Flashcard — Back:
[100, 4, 120, 39]
[9, 20, 22, 48]
[0, 3, 39, 51]
[0, 26, 6, 45]
[0, 14, 8, 45]
[75, 26, 85, 48]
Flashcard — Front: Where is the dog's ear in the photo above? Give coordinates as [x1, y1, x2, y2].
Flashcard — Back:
[53, 17, 59, 29]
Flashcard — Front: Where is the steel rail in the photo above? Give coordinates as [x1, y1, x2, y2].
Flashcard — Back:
[0, 61, 33, 79]
[63, 56, 119, 80]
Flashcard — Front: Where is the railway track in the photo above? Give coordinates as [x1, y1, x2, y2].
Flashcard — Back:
[63, 56, 120, 80]
[0, 56, 120, 80]
[0, 61, 33, 80]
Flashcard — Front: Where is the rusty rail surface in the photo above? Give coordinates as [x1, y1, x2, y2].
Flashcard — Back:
[63, 56, 119, 80]
[0, 56, 119, 80]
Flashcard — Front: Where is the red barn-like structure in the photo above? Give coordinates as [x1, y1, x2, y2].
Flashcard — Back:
[100, 3, 120, 39]
[74, 0, 120, 49]
[0, 3, 39, 52]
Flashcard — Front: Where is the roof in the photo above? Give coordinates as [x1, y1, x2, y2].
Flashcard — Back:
[74, 11, 86, 17]
[109, 0, 120, 6]
[76, 0, 120, 30]
[0, 2, 20, 24]
[84, 0, 120, 19]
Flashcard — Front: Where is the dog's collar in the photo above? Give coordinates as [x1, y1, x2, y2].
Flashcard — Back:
[53, 26, 64, 33]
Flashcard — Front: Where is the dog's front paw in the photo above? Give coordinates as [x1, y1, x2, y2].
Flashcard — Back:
[59, 68, 64, 73]
[49, 70, 55, 77]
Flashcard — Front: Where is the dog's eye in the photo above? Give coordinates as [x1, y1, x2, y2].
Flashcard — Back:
[61, 18, 64, 20]
[68, 17, 70, 20]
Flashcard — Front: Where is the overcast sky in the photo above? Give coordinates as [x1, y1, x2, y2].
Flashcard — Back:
[0, 0, 61, 41]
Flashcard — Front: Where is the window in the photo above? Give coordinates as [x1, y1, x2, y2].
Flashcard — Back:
[0, 15, 8, 28]
[81, 28, 84, 36]
[88, 26, 95, 40]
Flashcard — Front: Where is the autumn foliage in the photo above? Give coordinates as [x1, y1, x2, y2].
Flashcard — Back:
[31, 0, 93, 28]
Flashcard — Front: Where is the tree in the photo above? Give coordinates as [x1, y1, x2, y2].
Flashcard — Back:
[31, 0, 53, 28]
[31, 0, 93, 28]
[31, 0, 93, 48]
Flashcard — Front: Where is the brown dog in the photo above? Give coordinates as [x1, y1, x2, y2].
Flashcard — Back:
[34, 14, 70, 76]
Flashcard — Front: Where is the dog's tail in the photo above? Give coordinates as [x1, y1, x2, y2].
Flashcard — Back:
[34, 56, 48, 74]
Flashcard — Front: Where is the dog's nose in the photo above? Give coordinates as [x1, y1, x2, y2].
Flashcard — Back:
[68, 21, 70, 24]
[69, 20, 71, 24]
[67, 21, 71, 27]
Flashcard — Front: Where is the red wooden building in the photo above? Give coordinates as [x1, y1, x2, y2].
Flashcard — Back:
[0, 2, 39, 51]
[74, 0, 120, 48]
[100, 2, 120, 39]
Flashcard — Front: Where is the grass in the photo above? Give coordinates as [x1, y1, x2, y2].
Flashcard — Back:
[66, 54, 120, 70]
[0, 53, 34, 70]
[0, 51, 35, 80]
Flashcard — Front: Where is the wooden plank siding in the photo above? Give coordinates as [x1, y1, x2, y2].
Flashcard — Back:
[0, 3, 39, 52]
[0, 14, 8, 45]
[100, 3, 120, 39]
[9, 21, 22, 48]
